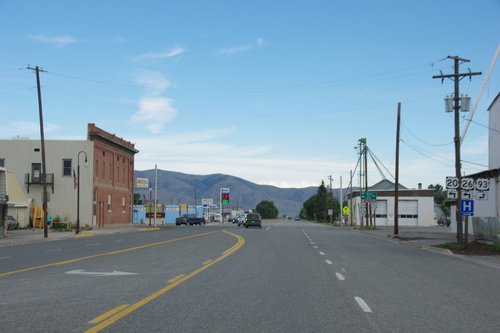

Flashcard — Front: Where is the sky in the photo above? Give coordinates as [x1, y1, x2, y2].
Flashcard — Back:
[1, 0, 499, 190]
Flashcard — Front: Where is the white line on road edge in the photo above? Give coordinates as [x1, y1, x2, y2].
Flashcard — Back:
[335, 273, 345, 280]
[319, 252, 325, 255]
[266, 227, 271, 230]
[313, 246, 318, 248]
[45, 249, 61, 252]
[355, 297, 372, 313]
[310, 242, 315, 244]
[325, 260, 332, 265]
[0, 256, 11, 260]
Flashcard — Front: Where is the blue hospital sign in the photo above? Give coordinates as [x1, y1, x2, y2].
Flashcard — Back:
[460, 200, 474, 216]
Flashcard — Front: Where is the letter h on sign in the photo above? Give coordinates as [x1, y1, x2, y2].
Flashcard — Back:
[460, 200, 474, 216]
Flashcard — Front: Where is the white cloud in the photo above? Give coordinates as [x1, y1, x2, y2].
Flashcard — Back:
[134, 46, 186, 62]
[28, 34, 77, 48]
[129, 71, 178, 133]
[0, 121, 59, 139]
[218, 38, 264, 56]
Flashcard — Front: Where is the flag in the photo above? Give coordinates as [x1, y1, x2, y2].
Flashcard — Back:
[73, 168, 78, 190]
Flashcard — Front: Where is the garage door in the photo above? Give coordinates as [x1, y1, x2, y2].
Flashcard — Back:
[398, 200, 418, 226]
[374, 200, 388, 226]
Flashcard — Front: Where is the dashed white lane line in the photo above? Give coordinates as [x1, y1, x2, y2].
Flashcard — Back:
[335, 273, 345, 280]
[45, 249, 61, 253]
[355, 297, 372, 313]
[325, 260, 332, 265]
[266, 227, 272, 230]
[114, 239, 124, 242]
[313, 246, 318, 249]
[319, 252, 325, 255]
[310, 242, 315, 244]
[86, 243, 98, 246]
[0, 256, 11, 260]
[342, 268, 346, 272]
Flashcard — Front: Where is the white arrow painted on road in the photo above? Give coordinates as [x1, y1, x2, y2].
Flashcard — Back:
[66, 270, 137, 277]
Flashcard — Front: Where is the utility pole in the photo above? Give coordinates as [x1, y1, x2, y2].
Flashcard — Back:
[27, 66, 49, 238]
[394, 103, 401, 237]
[433, 56, 481, 243]
[328, 175, 333, 224]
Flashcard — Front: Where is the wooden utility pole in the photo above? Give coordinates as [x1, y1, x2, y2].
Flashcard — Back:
[328, 175, 333, 224]
[394, 103, 401, 237]
[433, 56, 481, 243]
[27, 66, 49, 238]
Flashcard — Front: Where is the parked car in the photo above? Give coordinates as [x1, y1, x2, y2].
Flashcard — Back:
[7, 215, 19, 230]
[295, 216, 300, 221]
[245, 213, 262, 228]
[175, 214, 205, 226]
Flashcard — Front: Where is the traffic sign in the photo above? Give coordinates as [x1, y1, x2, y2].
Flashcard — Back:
[446, 176, 459, 189]
[342, 206, 350, 215]
[361, 192, 377, 201]
[460, 200, 474, 216]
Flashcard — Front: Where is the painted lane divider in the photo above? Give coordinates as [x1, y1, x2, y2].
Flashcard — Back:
[355, 297, 372, 313]
[325, 260, 332, 265]
[335, 273, 345, 281]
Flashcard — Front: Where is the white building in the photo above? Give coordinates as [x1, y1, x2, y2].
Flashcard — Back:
[458, 92, 500, 242]
[349, 180, 435, 227]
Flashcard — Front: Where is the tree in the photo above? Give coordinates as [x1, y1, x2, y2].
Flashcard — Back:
[134, 193, 143, 205]
[428, 184, 450, 218]
[316, 180, 329, 221]
[300, 180, 341, 223]
[255, 200, 279, 219]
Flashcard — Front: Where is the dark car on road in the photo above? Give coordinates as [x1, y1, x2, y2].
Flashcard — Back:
[7, 215, 19, 230]
[245, 213, 262, 228]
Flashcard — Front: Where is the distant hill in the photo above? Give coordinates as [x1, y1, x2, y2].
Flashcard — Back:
[133, 169, 341, 217]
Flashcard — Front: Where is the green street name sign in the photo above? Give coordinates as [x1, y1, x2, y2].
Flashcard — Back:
[361, 192, 377, 201]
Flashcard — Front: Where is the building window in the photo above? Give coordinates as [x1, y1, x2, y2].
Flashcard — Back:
[102, 162, 105, 179]
[0, 158, 4, 167]
[122, 196, 126, 213]
[109, 164, 112, 183]
[32, 163, 41, 183]
[95, 160, 98, 179]
[108, 194, 112, 212]
[123, 168, 125, 184]
[117, 167, 119, 185]
[63, 159, 72, 176]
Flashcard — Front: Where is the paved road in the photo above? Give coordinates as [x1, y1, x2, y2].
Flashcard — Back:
[1, 221, 499, 332]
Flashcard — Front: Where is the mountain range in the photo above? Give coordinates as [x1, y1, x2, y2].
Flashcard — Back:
[133, 169, 341, 217]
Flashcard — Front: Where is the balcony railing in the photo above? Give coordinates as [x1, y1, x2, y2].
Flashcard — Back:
[25, 173, 54, 193]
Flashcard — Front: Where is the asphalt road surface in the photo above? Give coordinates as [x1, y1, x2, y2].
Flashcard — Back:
[1, 220, 499, 332]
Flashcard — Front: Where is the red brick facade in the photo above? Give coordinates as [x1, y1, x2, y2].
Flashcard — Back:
[88, 124, 138, 227]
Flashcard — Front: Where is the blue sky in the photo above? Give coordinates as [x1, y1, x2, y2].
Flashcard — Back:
[1, 0, 499, 189]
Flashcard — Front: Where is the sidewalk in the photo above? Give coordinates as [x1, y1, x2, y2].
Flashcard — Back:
[355, 225, 500, 267]
[0, 224, 169, 247]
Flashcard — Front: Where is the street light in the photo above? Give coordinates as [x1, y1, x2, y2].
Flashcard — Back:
[76, 151, 88, 234]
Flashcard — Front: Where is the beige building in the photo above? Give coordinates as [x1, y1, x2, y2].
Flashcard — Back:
[0, 124, 138, 229]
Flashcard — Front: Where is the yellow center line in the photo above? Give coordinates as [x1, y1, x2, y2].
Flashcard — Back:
[85, 230, 244, 333]
[88, 305, 129, 324]
[0, 229, 227, 278]
[167, 274, 185, 283]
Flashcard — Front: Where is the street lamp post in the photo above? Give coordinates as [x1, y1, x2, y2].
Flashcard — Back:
[76, 151, 88, 234]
